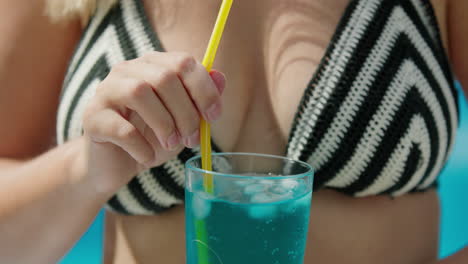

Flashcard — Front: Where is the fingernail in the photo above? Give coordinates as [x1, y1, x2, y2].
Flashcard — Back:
[205, 102, 222, 122]
[166, 132, 180, 150]
[210, 70, 226, 94]
[184, 129, 200, 148]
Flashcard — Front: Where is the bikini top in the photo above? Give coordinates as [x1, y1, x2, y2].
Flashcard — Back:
[56, 0, 459, 215]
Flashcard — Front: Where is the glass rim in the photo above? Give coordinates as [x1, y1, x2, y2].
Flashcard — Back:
[185, 152, 314, 180]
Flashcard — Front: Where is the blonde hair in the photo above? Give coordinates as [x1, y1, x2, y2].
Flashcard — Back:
[45, 0, 117, 25]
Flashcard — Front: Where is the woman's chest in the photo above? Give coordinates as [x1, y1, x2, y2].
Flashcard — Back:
[143, 0, 348, 154]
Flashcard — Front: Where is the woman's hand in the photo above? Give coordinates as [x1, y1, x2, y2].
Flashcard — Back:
[81, 51, 225, 195]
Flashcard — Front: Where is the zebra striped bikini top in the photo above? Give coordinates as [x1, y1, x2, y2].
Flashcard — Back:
[56, 0, 459, 215]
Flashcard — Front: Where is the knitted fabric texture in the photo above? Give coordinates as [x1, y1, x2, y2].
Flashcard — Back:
[56, 0, 459, 215]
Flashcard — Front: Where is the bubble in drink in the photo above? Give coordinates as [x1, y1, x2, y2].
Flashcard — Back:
[280, 192, 311, 214]
[186, 179, 312, 264]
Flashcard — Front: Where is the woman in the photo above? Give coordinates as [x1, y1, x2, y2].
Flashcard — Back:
[0, 0, 467, 263]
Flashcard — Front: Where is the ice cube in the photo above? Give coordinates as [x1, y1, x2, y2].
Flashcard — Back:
[244, 183, 267, 195]
[280, 179, 299, 190]
[251, 193, 274, 203]
[269, 184, 289, 195]
[259, 179, 275, 187]
[248, 192, 279, 219]
[191, 192, 212, 219]
[254, 190, 295, 202]
[248, 204, 277, 219]
[235, 178, 255, 187]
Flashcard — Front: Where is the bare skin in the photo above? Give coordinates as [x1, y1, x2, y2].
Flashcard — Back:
[0, 0, 466, 264]
[105, 1, 465, 264]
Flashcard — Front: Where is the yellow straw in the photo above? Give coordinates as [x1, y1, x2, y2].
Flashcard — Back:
[194, 1, 233, 263]
[201, 0, 233, 194]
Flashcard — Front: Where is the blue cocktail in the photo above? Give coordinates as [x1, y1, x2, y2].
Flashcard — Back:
[185, 153, 314, 264]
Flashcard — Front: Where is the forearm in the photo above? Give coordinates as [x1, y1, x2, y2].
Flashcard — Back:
[0, 137, 108, 263]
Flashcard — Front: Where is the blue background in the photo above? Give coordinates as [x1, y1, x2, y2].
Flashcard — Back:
[60, 84, 468, 263]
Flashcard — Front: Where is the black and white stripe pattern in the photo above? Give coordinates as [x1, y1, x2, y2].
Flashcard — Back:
[287, 0, 458, 196]
[56, 0, 200, 215]
[56, 0, 458, 215]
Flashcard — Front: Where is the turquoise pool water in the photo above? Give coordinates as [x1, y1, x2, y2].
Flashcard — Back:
[60, 84, 468, 263]
[438, 83, 468, 258]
